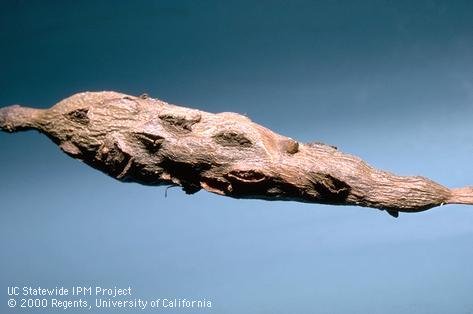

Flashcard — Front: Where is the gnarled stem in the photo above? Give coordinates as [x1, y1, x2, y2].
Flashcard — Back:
[1, 91, 472, 217]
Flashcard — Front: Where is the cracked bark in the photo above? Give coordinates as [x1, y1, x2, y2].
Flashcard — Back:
[1, 91, 472, 217]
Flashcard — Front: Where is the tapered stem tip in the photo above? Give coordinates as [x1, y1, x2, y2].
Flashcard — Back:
[0, 105, 43, 133]
[449, 187, 473, 205]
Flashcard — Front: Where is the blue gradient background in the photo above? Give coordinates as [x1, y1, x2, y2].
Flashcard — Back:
[1, 1, 473, 313]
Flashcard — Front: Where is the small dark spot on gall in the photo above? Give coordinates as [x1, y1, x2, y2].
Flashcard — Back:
[213, 131, 252, 147]
[66, 108, 89, 125]
[134, 132, 165, 153]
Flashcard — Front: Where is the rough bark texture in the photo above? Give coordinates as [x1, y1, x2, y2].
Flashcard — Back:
[1, 91, 472, 217]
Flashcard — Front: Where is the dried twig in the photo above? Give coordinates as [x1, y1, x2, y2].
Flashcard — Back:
[1, 91, 472, 217]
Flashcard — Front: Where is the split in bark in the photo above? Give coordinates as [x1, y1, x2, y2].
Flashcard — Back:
[1, 91, 472, 217]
